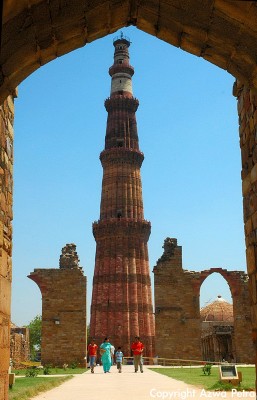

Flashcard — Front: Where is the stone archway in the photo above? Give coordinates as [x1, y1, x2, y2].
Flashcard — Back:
[198, 268, 253, 363]
[153, 239, 254, 363]
[2, 1, 257, 104]
[1, 1, 257, 398]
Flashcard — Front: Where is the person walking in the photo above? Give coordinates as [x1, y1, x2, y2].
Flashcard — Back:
[131, 336, 144, 373]
[110, 344, 115, 365]
[115, 347, 124, 373]
[87, 338, 98, 373]
[100, 337, 112, 373]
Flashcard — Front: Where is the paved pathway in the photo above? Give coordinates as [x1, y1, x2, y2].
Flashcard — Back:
[31, 365, 255, 400]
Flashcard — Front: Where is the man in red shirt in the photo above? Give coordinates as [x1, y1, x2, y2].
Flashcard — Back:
[131, 336, 144, 373]
[87, 338, 98, 373]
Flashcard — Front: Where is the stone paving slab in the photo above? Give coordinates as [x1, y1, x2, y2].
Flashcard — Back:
[30, 365, 255, 400]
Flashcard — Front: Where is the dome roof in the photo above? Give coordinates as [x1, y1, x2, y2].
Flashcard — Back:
[200, 295, 233, 322]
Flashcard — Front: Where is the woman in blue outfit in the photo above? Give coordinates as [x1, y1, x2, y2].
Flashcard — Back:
[100, 337, 112, 373]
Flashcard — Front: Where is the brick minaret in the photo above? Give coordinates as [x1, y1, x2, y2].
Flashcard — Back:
[90, 33, 155, 356]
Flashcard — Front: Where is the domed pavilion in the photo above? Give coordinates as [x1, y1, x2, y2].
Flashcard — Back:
[200, 295, 235, 362]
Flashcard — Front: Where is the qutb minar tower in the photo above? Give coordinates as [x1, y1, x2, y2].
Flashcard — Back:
[90, 33, 155, 356]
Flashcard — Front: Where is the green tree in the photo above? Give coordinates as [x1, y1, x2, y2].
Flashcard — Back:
[27, 315, 42, 360]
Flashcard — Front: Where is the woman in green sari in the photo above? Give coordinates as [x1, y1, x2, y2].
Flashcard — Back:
[100, 337, 112, 373]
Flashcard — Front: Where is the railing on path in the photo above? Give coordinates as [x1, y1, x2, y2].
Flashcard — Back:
[123, 357, 245, 367]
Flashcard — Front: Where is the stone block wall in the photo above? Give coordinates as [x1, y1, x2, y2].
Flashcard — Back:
[28, 244, 87, 367]
[154, 238, 254, 363]
[233, 81, 257, 369]
[0, 94, 15, 399]
[10, 326, 30, 366]
[153, 238, 202, 360]
[231, 273, 254, 363]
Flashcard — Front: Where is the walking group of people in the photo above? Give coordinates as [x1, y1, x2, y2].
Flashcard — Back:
[87, 336, 144, 374]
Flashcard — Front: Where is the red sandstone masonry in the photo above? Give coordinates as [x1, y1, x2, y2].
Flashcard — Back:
[90, 37, 155, 356]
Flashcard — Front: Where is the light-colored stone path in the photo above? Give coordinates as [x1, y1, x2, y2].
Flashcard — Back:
[30, 366, 255, 400]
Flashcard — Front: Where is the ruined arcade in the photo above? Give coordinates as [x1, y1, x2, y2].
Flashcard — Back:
[154, 238, 254, 363]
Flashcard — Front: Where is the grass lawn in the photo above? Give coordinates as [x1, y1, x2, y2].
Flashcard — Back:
[149, 367, 255, 391]
[13, 367, 87, 376]
[9, 376, 72, 400]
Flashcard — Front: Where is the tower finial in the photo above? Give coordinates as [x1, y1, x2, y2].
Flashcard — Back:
[113, 32, 131, 45]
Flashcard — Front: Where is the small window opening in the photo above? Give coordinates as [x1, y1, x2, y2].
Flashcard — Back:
[117, 139, 124, 147]
[117, 211, 122, 219]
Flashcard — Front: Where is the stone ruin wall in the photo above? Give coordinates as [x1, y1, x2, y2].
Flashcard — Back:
[231, 273, 254, 363]
[28, 244, 87, 367]
[10, 326, 30, 367]
[153, 239, 202, 361]
[199, 268, 254, 363]
[154, 238, 255, 363]
[0, 94, 15, 399]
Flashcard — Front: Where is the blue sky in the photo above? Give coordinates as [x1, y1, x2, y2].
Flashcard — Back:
[12, 26, 245, 326]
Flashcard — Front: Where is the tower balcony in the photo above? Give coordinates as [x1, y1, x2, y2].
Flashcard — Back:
[105, 96, 139, 112]
[92, 218, 151, 241]
[100, 147, 144, 166]
[109, 64, 134, 77]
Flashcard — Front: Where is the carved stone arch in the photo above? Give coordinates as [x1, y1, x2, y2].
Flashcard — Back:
[196, 268, 233, 298]
[198, 268, 253, 363]
[2, 1, 257, 396]
[2, 1, 257, 103]
[154, 240, 254, 364]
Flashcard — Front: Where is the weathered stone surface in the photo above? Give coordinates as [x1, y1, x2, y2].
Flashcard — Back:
[28, 244, 87, 367]
[2, 1, 257, 104]
[234, 82, 257, 370]
[0, 94, 14, 399]
[10, 325, 30, 367]
[59, 243, 81, 269]
[154, 238, 254, 363]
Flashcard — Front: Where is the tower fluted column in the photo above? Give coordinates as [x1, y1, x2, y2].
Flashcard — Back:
[90, 34, 155, 356]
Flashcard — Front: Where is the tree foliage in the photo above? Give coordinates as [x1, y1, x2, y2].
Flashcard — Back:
[27, 315, 42, 358]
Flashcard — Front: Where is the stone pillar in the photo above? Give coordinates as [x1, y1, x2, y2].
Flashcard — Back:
[10, 326, 30, 366]
[230, 272, 254, 363]
[28, 244, 87, 367]
[233, 80, 257, 373]
[0, 94, 15, 399]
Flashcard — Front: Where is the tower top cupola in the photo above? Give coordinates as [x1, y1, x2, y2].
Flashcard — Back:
[113, 31, 131, 48]
[109, 31, 134, 98]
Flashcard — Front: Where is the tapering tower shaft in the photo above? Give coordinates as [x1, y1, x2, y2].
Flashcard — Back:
[90, 35, 155, 356]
